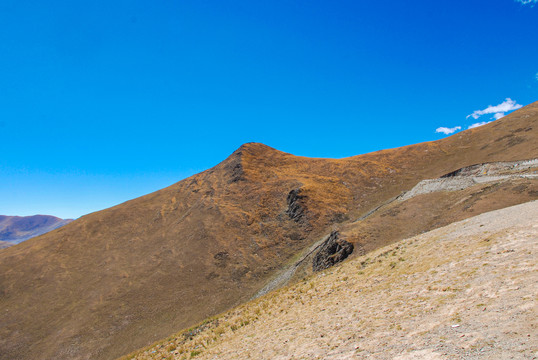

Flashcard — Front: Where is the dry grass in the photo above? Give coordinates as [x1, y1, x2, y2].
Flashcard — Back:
[126, 201, 538, 360]
[1, 102, 538, 360]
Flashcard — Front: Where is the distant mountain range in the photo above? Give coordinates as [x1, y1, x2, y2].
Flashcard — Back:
[0, 215, 73, 247]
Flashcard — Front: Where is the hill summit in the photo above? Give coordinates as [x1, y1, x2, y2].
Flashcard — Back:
[0, 101, 537, 360]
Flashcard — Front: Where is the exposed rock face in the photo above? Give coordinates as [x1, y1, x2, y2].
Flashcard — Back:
[400, 158, 538, 201]
[440, 158, 538, 178]
[286, 188, 307, 222]
[312, 231, 354, 271]
[214, 251, 230, 268]
[225, 151, 245, 183]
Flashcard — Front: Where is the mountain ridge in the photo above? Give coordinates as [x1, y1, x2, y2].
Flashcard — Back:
[1, 101, 537, 360]
[0, 215, 73, 246]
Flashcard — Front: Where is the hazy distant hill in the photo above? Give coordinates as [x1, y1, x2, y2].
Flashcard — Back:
[0, 215, 73, 246]
[0, 102, 537, 360]
[0, 241, 12, 250]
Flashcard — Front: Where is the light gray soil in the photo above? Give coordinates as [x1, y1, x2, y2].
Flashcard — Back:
[201, 201, 538, 359]
[400, 158, 538, 201]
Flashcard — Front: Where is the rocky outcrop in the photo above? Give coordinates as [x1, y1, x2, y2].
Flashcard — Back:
[312, 231, 354, 271]
[286, 188, 307, 223]
[213, 251, 230, 268]
[224, 152, 245, 183]
[399, 158, 538, 202]
[441, 158, 538, 178]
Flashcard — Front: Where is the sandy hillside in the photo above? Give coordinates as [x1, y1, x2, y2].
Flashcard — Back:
[128, 200, 538, 360]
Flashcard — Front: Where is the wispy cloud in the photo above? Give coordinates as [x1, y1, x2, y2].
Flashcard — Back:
[468, 121, 492, 129]
[514, 0, 537, 5]
[435, 126, 461, 135]
[466, 98, 522, 121]
[436, 97, 524, 136]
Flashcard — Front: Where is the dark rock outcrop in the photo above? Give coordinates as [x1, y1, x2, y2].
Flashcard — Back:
[213, 251, 230, 268]
[227, 160, 244, 183]
[286, 188, 307, 222]
[312, 231, 354, 271]
[224, 149, 245, 183]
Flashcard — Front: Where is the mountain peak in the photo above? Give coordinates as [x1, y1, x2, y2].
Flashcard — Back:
[220, 143, 283, 183]
[1, 104, 536, 360]
[233, 142, 281, 156]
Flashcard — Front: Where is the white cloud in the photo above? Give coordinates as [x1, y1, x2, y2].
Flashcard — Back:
[466, 98, 523, 120]
[468, 121, 492, 129]
[514, 0, 537, 4]
[436, 126, 461, 135]
[536, 72, 538, 81]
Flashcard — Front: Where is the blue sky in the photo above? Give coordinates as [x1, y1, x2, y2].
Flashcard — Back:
[1, 0, 537, 219]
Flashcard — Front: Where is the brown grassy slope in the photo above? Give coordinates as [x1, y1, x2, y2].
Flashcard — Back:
[284, 176, 538, 284]
[1, 102, 537, 360]
[341, 178, 538, 254]
[128, 201, 537, 360]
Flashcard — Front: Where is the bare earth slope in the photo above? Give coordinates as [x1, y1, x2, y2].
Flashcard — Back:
[282, 164, 538, 287]
[130, 200, 538, 360]
[1, 102, 537, 360]
[0, 215, 73, 245]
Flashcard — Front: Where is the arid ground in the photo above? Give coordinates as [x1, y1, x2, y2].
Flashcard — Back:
[128, 201, 537, 360]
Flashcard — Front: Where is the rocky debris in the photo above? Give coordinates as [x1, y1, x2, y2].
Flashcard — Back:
[231, 266, 250, 282]
[350, 158, 538, 223]
[286, 188, 308, 223]
[228, 162, 244, 183]
[400, 175, 538, 201]
[399, 158, 538, 202]
[252, 233, 333, 299]
[441, 158, 538, 178]
[224, 151, 245, 183]
[213, 251, 229, 268]
[312, 231, 354, 271]
[400, 178, 476, 201]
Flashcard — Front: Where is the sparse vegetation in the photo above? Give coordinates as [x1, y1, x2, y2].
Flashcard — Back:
[3, 105, 538, 360]
[124, 201, 538, 360]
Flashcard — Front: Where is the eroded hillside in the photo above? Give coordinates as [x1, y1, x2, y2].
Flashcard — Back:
[126, 201, 538, 360]
[1, 101, 537, 360]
